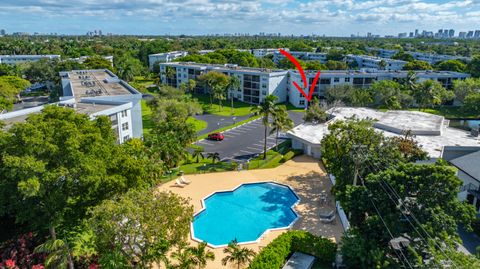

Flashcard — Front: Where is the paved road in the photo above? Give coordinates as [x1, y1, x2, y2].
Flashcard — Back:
[194, 111, 304, 161]
[193, 114, 251, 136]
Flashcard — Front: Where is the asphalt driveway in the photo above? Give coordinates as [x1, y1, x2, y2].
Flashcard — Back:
[194, 111, 304, 161]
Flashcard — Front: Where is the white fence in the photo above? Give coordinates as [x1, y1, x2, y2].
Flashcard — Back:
[329, 174, 350, 231]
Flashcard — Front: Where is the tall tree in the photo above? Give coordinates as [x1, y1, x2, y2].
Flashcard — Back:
[0, 106, 159, 263]
[414, 80, 454, 110]
[270, 105, 293, 151]
[0, 75, 31, 111]
[402, 60, 433, 70]
[187, 79, 196, 94]
[303, 97, 328, 123]
[197, 71, 229, 107]
[221, 240, 256, 269]
[452, 77, 480, 103]
[88, 189, 194, 268]
[341, 163, 477, 268]
[227, 76, 241, 115]
[251, 95, 278, 159]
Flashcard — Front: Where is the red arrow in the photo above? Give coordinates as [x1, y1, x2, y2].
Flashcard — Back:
[279, 49, 321, 102]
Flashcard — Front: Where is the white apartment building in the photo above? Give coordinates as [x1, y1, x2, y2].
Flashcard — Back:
[252, 48, 284, 58]
[148, 51, 188, 70]
[159, 62, 288, 104]
[69, 55, 114, 66]
[288, 70, 469, 108]
[160, 62, 469, 108]
[0, 54, 61, 65]
[366, 47, 399, 58]
[0, 69, 143, 144]
[346, 54, 406, 71]
[273, 51, 328, 64]
[407, 51, 470, 64]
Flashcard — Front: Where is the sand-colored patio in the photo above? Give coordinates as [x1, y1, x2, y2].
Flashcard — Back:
[157, 155, 344, 268]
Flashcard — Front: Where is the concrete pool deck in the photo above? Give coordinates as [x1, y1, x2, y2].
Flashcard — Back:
[156, 155, 344, 268]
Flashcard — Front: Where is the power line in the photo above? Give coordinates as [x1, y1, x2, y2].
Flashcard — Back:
[356, 149, 458, 268]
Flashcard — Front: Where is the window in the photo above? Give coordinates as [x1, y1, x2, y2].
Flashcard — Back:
[122, 122, 129, 131]
[262, 91, 267, 95]
[334, 77, 340, 82]
[123, 135, 130, 141]
[345, 77, 350, 82]
[299, 93, 304, 98]
[121, 110, 128, 117]
[299, 100, 305, 106]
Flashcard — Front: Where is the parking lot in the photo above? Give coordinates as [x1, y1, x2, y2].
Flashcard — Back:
[194, 111, 303, 161]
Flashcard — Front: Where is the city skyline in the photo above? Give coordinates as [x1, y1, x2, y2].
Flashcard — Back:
[1, 0, 480, 36]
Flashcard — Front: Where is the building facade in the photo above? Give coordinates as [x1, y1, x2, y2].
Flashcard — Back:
[0, 54, 61, 65]
[346, 54, 406, 71]
[148, 51, 188, 70]
[161, 62, 469, 108]
[287, 70, 468, 108]
[159, 62, 288, 105]
[273, 51, 328, 64]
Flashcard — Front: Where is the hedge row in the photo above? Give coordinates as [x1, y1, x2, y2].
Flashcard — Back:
[248, 231, 337, 269]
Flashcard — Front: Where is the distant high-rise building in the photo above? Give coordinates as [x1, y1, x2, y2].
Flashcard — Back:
[467, 31, 474, 38]
[475, 30, 480, 39]
[449, 29, 455, 38]
[438, 29, 443, 35]
[415, 29, 419, 37]
[0, 29, 5, 36]
[409, 32, 414, 38]
[398, 33, 407, 38]
[98, 30, 103, 36]
[459, 32, 467, 38]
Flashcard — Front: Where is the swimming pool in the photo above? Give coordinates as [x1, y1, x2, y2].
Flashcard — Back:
[191, 182, 300, 247]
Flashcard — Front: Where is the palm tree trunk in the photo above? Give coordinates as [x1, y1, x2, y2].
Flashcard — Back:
[263, 122, 267, 160]
[49, 225, 57, 241]
[275, 129, 279, 151]
[231, 92, 234, 115]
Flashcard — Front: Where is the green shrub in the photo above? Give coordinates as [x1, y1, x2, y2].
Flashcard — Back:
[249, 231, 336, 269]
[281, 151, 296, 163]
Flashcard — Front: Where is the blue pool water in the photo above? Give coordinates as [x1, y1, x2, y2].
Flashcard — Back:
[192, 182, 299, 247]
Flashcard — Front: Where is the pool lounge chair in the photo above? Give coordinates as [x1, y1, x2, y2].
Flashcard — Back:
[175, 179, 186, 188]
[319, 210, 336, 224]
[180, 176, 191, 184]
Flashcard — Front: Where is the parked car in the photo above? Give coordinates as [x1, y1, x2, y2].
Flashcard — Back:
[207, 132, 224, 141]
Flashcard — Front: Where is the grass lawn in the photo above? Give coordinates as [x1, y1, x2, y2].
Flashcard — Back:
[133, 76, 156, 87]
[192, 94, 306, 116]
[161, 156, 235, 181]
[408, 106, 479, 119]
[192, 94, 255, 116]
[141, 99, 207, 134]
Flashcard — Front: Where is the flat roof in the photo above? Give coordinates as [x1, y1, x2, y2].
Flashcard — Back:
[291, 70, 469, 77]
[163, 62, 286, 74]
[63, 70, 138, 101]
[287, 107, 479, 158]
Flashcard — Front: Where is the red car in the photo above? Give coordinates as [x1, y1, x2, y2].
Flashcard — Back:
[208, 132, 224, 141]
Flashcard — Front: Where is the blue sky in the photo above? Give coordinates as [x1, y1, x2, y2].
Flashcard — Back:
[0, 0, 479, 36]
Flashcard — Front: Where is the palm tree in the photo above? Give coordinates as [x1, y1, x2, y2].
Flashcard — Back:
[34, 238, 74, 269]
[270, 105, 294, 151]
[187, 79, 196, 94]
[179, 82, 188, 93]
[221, 240, 256, 269]
[212, 85, 226, 111]
[207, 152, 220, 164]
[228, 76, 241, 115]
[251, 95, 278, 159]
[192, 148, 205, 163]
[171, 248, 194, 269]
[188, 242, 215, 269]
